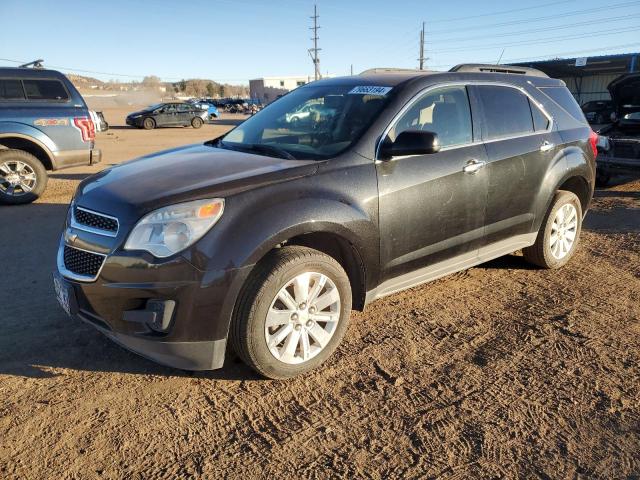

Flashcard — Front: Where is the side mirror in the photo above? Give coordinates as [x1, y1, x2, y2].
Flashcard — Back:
[380, 130, 440, 159]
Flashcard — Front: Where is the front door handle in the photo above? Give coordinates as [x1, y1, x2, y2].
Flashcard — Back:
[463, 159, 486, 174]
[540, 141, 555, 152]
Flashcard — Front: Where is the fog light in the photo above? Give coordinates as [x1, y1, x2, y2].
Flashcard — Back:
[146, 299, 176, 332]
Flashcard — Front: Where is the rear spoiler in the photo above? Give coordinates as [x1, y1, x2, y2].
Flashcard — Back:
[449, 64, 548, 78]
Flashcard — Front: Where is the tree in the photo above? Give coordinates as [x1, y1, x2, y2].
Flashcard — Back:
[206, 82, 216, 97]
[217, 84, 225, 98]
[142, 75, 161, 89]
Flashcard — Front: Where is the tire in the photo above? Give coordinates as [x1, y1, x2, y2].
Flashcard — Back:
[191, 117, 203, 129]
[0, 149, 48, 205]
[230, 246, 352, 379]
[142, 117, 155, 130]
[523, 190, 583, 269]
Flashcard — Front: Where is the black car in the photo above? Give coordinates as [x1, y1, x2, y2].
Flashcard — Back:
[54, 64, 596, 379]
[581, 100, 614, 125]
[595, 73, 640, 185]
[126, 102, 208, 129]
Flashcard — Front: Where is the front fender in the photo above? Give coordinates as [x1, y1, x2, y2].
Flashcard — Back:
[184, 194, 378, 276]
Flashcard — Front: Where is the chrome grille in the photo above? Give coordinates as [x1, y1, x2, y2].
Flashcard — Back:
[63, 245, 105, 278]
[72, 206, 119, 236]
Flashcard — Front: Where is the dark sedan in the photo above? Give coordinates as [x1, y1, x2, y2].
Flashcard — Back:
[126, 102, 208, 130]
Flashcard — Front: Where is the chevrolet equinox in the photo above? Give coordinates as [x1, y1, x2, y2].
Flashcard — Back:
[54, 65, 596, 379]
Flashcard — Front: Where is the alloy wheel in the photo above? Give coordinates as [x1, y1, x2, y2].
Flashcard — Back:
[0, 160, 37, 197]
[264, 271, 341, 364]
[549, 203, 578, 259]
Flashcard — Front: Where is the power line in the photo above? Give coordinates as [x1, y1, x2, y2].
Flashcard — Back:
[430, 25, 640, 54]
[427, 42, 640, 68]
[427, 12, 640, 45]
[427, 0, 640, 35]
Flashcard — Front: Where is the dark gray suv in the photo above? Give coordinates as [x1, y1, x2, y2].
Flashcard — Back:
[0, 65, 101, 204]
[54, 64, 596, 379]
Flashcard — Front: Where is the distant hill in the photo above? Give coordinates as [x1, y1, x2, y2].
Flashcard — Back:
[65, 73, 248, 97]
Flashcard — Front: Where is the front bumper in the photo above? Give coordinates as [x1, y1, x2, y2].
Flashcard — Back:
[55, 234, 253, 371]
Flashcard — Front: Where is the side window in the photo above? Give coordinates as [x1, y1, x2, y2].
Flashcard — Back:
[476, 85, 533, 140]
[22, 79, 69, 101]
[390, 86, 473, 148]
[0, 79, 26, 100]
[539, 86, 587, 123]
[177, 104, 191, 112]
[529, 99, 550, 132]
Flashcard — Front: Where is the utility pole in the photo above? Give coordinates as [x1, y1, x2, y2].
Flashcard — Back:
[309, 4, 321, 80]
[418, 21, 425, 70]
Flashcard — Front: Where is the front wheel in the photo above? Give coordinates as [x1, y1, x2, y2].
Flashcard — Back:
[523, 190, 583, 269]
[230, 246, 352, 379]
[191, 117, 203, 129]
[0, 149, 47, 205]
[142, 117, 155, 130]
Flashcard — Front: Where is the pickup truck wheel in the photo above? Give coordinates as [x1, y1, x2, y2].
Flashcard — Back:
[191, 117, 203, 129]
[231, 246, 352, 379]
[143, 117, 155, 130]
[0, 149, 47, 205]
[523, 190, 582, 269]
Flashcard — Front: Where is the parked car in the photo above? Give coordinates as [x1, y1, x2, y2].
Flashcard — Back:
[0, 65, 100, 204]
[90, 110, 109, 132]
[581, 100, 614, 125]
[126, 102, 208, 129]
[191, 99, 220, 120]
[285, 103, 336, 125]
[54, 64, 596, 379]
[594, 73, 640, 185]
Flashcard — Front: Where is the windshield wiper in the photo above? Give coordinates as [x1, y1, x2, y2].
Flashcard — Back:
[243, 143, 297, 160]
[210, 140, 297, 160]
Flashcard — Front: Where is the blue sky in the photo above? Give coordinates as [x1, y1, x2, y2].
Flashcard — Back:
[1, 0, 639, 84]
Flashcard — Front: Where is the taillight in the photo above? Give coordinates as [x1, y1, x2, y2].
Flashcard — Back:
[588, 130, 598, 158]
[73, 117, 95, 142]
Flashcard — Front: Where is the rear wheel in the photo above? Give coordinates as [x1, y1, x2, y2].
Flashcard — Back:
[191, 117, 204, 129]
[230, 246, 352, 379]
[143, 117, 155, 130]
[0, 149, 47, 205]
[523, 190, 582, 269]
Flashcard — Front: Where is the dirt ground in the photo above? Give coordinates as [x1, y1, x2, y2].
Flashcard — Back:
[1, 107, 639, 479]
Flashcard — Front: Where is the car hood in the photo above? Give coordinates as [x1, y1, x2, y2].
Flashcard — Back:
[608, 74, 640, 114]
[127, 110, 150, 117]
[75, 143, 319, 221]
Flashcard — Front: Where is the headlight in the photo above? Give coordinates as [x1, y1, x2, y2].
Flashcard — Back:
[124, 198, 224, 258]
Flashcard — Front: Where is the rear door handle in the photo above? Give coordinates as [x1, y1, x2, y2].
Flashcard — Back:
[540, 141, 555, 152]
[463, 159, 486, 174]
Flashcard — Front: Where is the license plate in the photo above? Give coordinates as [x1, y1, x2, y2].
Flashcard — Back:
[53, 274, 72, 316]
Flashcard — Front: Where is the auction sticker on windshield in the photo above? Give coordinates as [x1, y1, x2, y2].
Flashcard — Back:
[348, 86, 393, 96]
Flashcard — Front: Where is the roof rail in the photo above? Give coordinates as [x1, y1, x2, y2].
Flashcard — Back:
[19, 59, 45, 69]
[449, 63, 548, 78]
[359, 67, 434, 75]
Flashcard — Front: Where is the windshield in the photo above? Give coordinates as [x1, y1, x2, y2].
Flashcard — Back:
[144, 103, 164, 111]
[219, 84, 392, 160]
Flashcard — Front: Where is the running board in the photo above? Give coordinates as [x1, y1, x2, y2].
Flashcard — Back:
[366, 233, 537, 303]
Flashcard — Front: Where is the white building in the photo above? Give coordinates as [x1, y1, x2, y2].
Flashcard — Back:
[249, 76, 312, 103]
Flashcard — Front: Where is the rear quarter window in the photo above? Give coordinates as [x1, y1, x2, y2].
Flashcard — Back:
[0, 79, 26, 100]
[22, 79, 69, 101]
[476, 85, 534, 140]
[539, 87, 586, 123]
